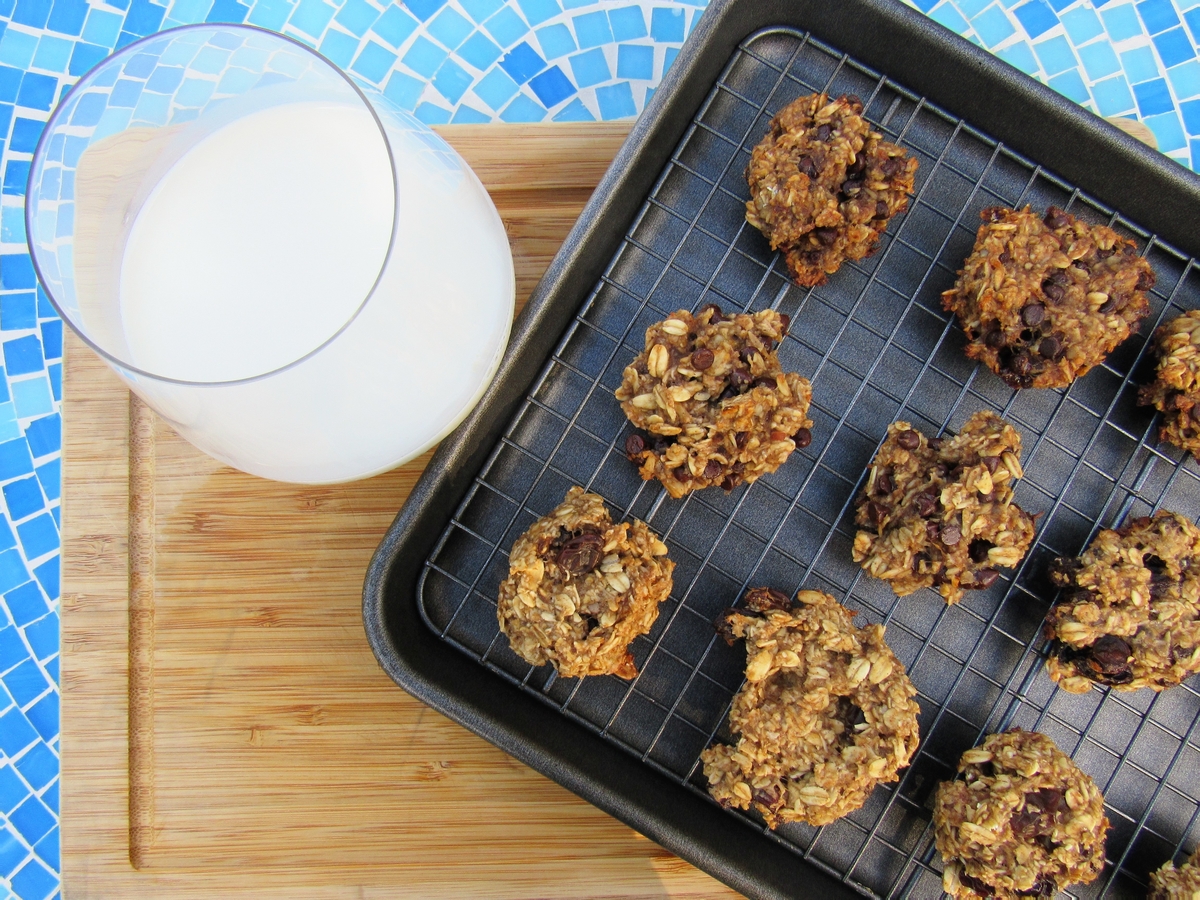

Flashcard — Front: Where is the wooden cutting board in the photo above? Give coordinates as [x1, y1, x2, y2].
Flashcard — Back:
[61, 123, 741, 900]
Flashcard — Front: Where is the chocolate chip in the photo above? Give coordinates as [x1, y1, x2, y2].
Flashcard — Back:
[692, 347, 714, 370]
[875, 200, 889, 219]
[779, 313, 791, 336]
[816, 124, 832, 141]
[729, 367, 753, 392]
[794, 428, 812, 449]
[847, 155, 866, 178]
[985, 325, 1007, 348]
[1009, 349, 1034, 377]
[941, 523, 962, 546]
[925, 521, 941, 542]
[625, 433, 645, 458]
[815, 227, 838, 246]
[915, 491, 939, 518]
[1043, 207, 1069, 230]
[798, 156, 819, 179]
[877, 470, 894, 495]
[866, 501, 888, 527]
[880, 157, 903, 177]
[699, 302, 725, 322]
[751, 375, 779, 390]
[585, 616, 600, 634]
[982, 455, 1001, 473]
[843, 93, 863, 111]
[1038, 336, 1062, 360]
[721, 474, 741, 491]
[969, 539, 994, 564]
[1021, 303, 1045, 327]
[974, 568, 999, 588]
[1042, 280, 1065, 303]
[840, 179, 861, 197]
[557, 532, 605, 576]
[1136, 268, 1155, 292]
[1099, 297, 1117, 314]
[735, 431, 749, 449]
[703, 459, 722, 479]
[896, 429, 920, 450]
[744, 586, 791, 612]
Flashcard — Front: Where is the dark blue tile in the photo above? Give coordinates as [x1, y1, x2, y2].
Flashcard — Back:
[24, 691, 56, 741]
[1153, 27, 1194, 68]
[403, 0, 446, 21]
[498, 41, 545, 83]
[115, 31, 140, 49]
[10, 796, 53, 846]
[529, 64, 573, 106]
[11, 857, 56, 900]
[39, 779, 56, 813]
[33, 825, 57, 873]
[3, 479, 44, 523]
[1183, 98, 1200, 134]
[0, 828, 27, 878]
[33, 460, 56, 503]
[0, 625, 25, 670]
[0, 439, 34, 480]
[46, 364, 60, 403]
[1045, 0, 1073, 9]
[1134, 77, 1174, 116]
[1137, 0, 1180, 33]
[32, 557, 56, 600]
[35, 287, 52, 319]
[42, 655, 55, 684]
[17, 515, 56, 561]
[3, 659, 47, 706]
[3, 159, 30, 196]
[25, 415, 59, 459]
[9, 119, 41, 154]
[1, 293, 36, 331]
[0, 67, 22, 102]
[0, 707, 37, 755]
[22, 611, 57, 661]
[13, 741, 54, 791]
[3, 336, 41, 377]
[1187, 7, 1200, 44]
[11, 0, 52, 30]
[16, 73, 57, 111]
[1013, 0, 1059, 39]
[207, 0, 249, 23]
[67, 42, 108, 77]
[5, 580, 47, 627]
[0, 550, 29, 594]
[123, 0, 166, 35]
[0, 254, 36, 290]
[46, 0, 86, 35]
[0, 0, 15, 17]
[0, 517, 17, 553]
[0, 764, 26, 813]
[38, 322, 60, 362]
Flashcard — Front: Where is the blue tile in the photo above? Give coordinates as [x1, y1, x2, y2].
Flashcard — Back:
[972, 5, 1016, 46]
[287, 0, 335, 37]
[482, 6, 527, 45]
[595, 79, 634, 119]
[1092, 73, 1133, 114]
[402, 35, 447, 77]
[0, 706, 36, 755]
[3, 336, 41, 377]
[24, 690, 55, 740]
[1060, 3, 1103, 42]
[33, 825, 57, 872]
[430, 56, 471, 101]
[1146, 109, 1189, 149]
[459, 0, 502, 24]
[3, 160, 29, 196]
[459, 30, 502, 68]
[5, 581, 46, 627]
[11, 857, 56, 900]
[0, 549, 28, 594]
[48, 506, 58, 528]
[616, 42, 651, 79]
[24, 416, 58, 460]
[22, 611, 56, 660]
[350, 40, 396, 81]
[1012, 0, 1059, 38]
[650, 6, 684, 42]
[39, 778, 56, 813]
[17, 515, 56, 562]
[46, 0, 86, 35]
[3, 658, 47, 707]
[66, 41, 107, 77]
[82, 8, 121, 45]
[1134, 76, 1174, 115]
[0, 102, 15, 137]
[370, 4, 416, 47]
[1121, 45, 1161, 83]
[1078, 39, 1121, 79]
[0, 625, 25, 670]
[515, 0, 558, 27]
[0, 439, 33, 481]
[572, 10, 611, 48]
[1033, 35, 1076, 74]
[46, 364, 59, 404]
[498, 90, 545, 121]
[41, 653, 54, 684]
[450, 103, 490, 122]
[13, 741, 54, 791]
[123, 0, 167, 35]
[1137, 0, 1180, 33]
[383, 69, 422, 108]
[427, 6, 472, 48]
[12, 0, 51, 29]
[0, 66, 23, 102]
[206, 0, 248, 22]
[0, 828, 29, 881]
[911, 0, 938, 10]
[0, 403, 24, 445]
[0, 764, 25, 813]
[528, 63, 573, 106]
[16, 72, 56, 110]
[323, 31, 367, 69]
[10, 794, 53, 846]
[567, 46, 608, 87]
[36, 288, 52, 319]
[412, 100, 450, 122]
[403, 0, 446, 21]
[4, 478, 43, 522]
[609, 5, 645, 40]
[9, 117, 39, 154]
[956, 0, 990, 16]
[247, 0, 292, 29]
[333, 0, 378, 36]
[0, 254, 34, 290]
[0, 208, 25, 243]
[498, 40, 543, 82]
[1184, 96, 1200, 131]
[471, 65, 517, 109]
[69, 91, 106, 125]
[0, 517, 16, 554]
[107, 78, 141, 107]
[534, 23, 574, 58]
[1153, 27, 1195, 67]
[31, 36, 70, 73]
[1187, 6, 1200, 44]
[173, 76, 214, 107]
[31, 558, 55, 602]
[930, 1, 970, 33]
[33, 459, 56, 505]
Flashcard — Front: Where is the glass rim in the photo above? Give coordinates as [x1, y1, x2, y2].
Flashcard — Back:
[25, 22, 401, 387]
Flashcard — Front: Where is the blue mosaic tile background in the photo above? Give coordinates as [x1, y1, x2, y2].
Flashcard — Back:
[0, 0, 1198, 895]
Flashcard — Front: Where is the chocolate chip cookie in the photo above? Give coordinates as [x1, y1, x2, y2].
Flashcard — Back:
[496, 486, 674, 679]
[1139, 311, 1200, 455]
[745, 92, 917, 287]
[1045, 510, 1200, 693]
[942, 205, 1154, 389]
[852, 410, 1038, 603]
[1150, 848, 1200, 900]
[934, 729, 1109, 900]
[616, 304, 813, 498]
[700, 587, 920, 828]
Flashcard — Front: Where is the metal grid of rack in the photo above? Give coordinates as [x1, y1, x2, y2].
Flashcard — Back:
[418, 26, 1200, 899]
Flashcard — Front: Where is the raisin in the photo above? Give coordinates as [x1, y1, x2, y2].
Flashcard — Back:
[896, 429, 920, 450]
[743, 586, 792, 612]
[557, 532, 605, 576]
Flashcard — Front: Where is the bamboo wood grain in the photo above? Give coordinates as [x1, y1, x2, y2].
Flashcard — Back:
[61, 122, 742, 899]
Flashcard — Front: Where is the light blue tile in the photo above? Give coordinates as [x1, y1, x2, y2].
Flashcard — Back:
[515, 0, 558, 27]
[458, 0, 502, 24]
[1048, 67, 1090, 103]
[1, 207, 25, 244]
[333, 0, 379, 36]
[1033, 34, 1076, 74]
[412, 99, 451, 122]
[567, 46, 608, 87]
[450, 103, 489, 122]
[471, 64, 517, 109]
[1168, 58, 1200, 98]
[382, 69, 422, 108]
[402, 35, 448, 78]
[1078, 38, 1121, 79]
[0, 403, 20, 443]
[1120, 44, 1160, 83]
[499, 90, 545, 121]
[972, 5, 1016, 46]
[649, 6, 684, 42]
[1101, 3, 1143, 40]
[459, 29, 502, 68]
[595, 79, 634, 118]
[930, 1, 972, 35]
[958, 0, 992, 17]
[1092, 75, 1135, 118]
[351, 39, 397, 82]
[370, 4, 417, 47]
[997, 39, 1040, 74]
[287, 0, 336, 38]
[534, 22, 574, 59]
[572, 10, 611, 48]
[483, 6, 528, 46]
[608, 5, 645, 41]
[1145, 109, 1188, 149]
[616, 43, 651, 80]
[552, 95, 592, 120]
[81, 8, 121, 46]
[427, 6, 472, 49]
[0, 30, 39, 70]
[11, 378, 50, 419]
[317, 27, 358, 67]
[430, 56, 470, 101]
[1060, 3, 1103, 43]
[30, 36, 69, 72]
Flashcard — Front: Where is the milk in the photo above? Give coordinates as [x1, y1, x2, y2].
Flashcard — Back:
[85, 97, 513, 483]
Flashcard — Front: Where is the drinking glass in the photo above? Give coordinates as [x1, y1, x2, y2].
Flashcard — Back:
[26, 24, 514, 483]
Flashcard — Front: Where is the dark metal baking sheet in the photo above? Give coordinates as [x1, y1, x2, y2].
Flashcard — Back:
[363, 2, 1200, 897]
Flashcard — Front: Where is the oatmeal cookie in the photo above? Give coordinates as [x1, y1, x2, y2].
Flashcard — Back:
[700, 587, 920, 828]
[1150, 848, 1200, 899]
[852, 410, 1038, 604]
[1139, 311, 1200, 455]
[933, 729, 1109, 900]
[942, 205, 1154, 389]
[615, 304, 813, 499]
[1045, 510, 1200, 693]
[745, 92, 917, 287]
[496, 487, 674, 679]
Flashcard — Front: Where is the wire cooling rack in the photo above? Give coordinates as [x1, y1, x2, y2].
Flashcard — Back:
[416, 25, 1200, 900]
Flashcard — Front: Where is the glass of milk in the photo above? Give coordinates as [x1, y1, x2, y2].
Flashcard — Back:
[26, 25, 514, 483]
